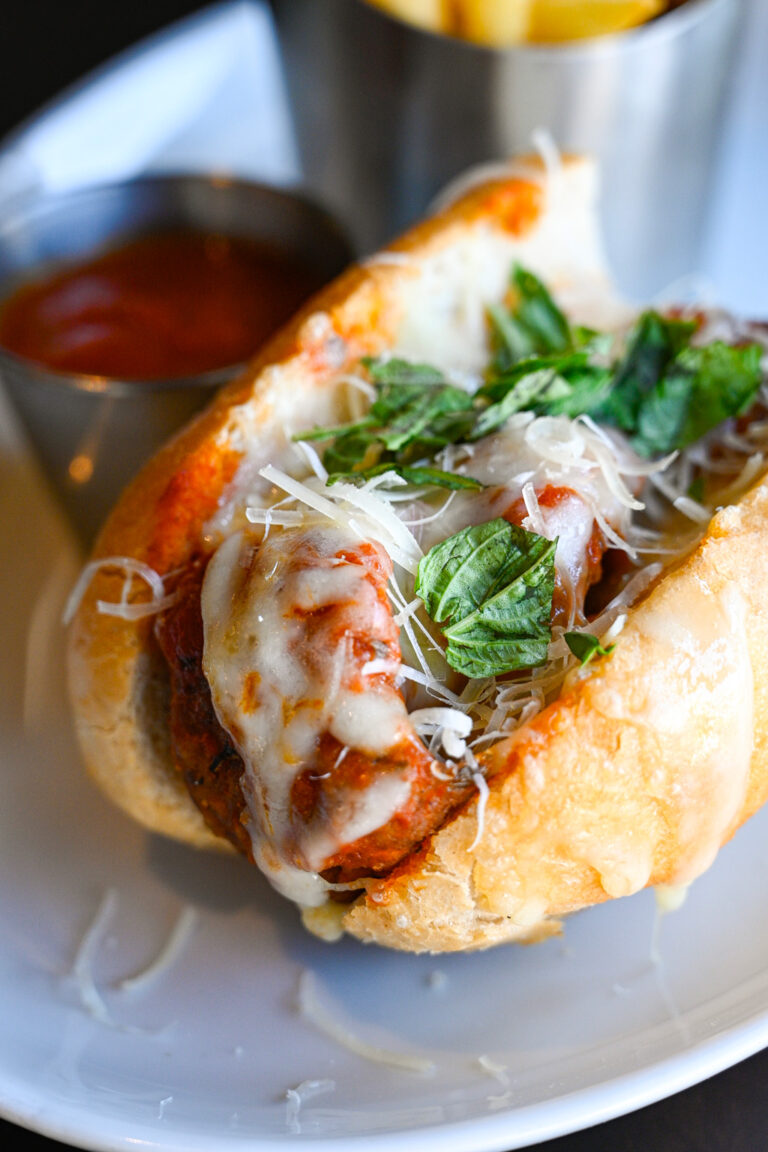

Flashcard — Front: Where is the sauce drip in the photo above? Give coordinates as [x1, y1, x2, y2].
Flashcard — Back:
[0, 231, 325, 380]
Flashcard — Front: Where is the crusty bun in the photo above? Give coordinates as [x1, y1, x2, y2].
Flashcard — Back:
[68, 155, 768, 952]
[344, 492, 766, 949]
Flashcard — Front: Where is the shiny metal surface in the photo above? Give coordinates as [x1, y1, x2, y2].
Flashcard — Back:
[0, 175, 352, 546]
[273, 0, 740, 299]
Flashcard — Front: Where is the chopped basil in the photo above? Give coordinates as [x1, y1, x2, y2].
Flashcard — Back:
[628, 341, 763, 456]
[485, 289, 762, 457]
[327, 463, 483, 491]
[295, 357, 477, 483]
[294, 265, 764, 495]
[472, 354, 612, 440]
[415, 519, 556, 677]
[687, 475, 706, 503]
[564, 631, 616, 666]
[593, 311, 695, 434]
[488, 264, 573, 372]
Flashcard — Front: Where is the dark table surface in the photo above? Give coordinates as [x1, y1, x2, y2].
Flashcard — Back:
[1, 3, 766, 1150]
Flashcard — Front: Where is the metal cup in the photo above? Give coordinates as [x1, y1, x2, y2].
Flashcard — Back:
[0, 176, 353, 547]
[272, 0, 740, 298]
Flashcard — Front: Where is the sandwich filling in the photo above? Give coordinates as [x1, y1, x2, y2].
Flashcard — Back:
[153, 265, 768, 908]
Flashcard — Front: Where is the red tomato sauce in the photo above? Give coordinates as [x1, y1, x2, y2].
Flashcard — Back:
[0, 232, 326, 380]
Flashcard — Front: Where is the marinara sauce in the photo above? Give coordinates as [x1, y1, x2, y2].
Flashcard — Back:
[0, 232, 326, 380]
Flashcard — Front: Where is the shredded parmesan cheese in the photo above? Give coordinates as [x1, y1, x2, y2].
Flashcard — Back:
[258, 465, 423, 574]
[63, 557, 175, 626]
[297, 970, 435, 1074]
[66, 889, 119, 1025]
[467, 772, 490, 852]
[362, 251, 415, 268]
[285, 1078, 336, 1135]
[116, 906, 198, 994]
[294, 439, 329, 482]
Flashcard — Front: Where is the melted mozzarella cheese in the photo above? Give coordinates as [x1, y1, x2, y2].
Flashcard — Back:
[201, 522, 413, 906]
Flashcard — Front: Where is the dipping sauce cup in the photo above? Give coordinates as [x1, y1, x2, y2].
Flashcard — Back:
[0, 176, 353, 546]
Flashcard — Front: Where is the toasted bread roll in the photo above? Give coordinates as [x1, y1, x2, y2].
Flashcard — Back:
[345, 492, 767, 949]
[67, 155, 768, 952]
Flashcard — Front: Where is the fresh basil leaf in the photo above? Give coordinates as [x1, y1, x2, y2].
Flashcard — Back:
[629, 367, 693, 457]
[573, 326, 614, 358]
[477, 353, 556, 404]
[327, 463, 484, 491]
[474, 354, 613, 439]
[349, 358, 477, 459]
[296, 357, 478, 475]
[442, 635, 551, 679]
[299, 276, 764, 484]
[488, 264, 573, 373]
[293, 417, 374, 443]
[415, 518, 556, 677]
[596, 311, 697, 433]
[365, 356, 446, 391]
[483, 297, 763, 460]
[511, 264, 573, 353]
[415, 520, 521, 621]
[564, 631, 616, 666]
[321, 430, 380, 474]
[402, 407, 479, 460]
[471, 367, 572, 440]
[487, 303, 536, 372]
[629, 341, 763, 457]
[380, 384, 475, 453]
[544, 363, 615, 419]
[479, 351, 586, 404]
[687, 475, 705, 503]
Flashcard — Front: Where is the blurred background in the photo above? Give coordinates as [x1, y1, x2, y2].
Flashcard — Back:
[0, 3, 767, 1150]
[0, 1, 211, 139]
[0, 0, 760, 300]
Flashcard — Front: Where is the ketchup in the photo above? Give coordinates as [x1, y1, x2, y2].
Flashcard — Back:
[0, 232, 326, 380]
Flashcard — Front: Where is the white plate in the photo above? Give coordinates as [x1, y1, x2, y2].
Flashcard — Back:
[2, 391, 768, 1152]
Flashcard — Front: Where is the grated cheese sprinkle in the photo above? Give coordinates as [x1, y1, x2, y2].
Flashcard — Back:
[467, 772, 491, 852]
[67, 889, 119, 1026]
[116, 906, 198, 994]
[297, 969, 435, 1074]
[63, 557, 175, 626]
[285, 1078, 336, 1135]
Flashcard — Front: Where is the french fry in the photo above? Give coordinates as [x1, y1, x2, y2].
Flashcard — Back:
[528, 0, 665, 42]
[364, 0, 667, 43]
[451, 0, 533, 44]
[366, 0, 449, 33]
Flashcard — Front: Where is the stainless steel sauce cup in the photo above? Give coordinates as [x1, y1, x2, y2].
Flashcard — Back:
[273, 0, 740, 298]
[0, 176, 353, 546]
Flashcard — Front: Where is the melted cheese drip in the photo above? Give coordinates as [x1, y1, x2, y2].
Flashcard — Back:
[201, 522, 412, 906]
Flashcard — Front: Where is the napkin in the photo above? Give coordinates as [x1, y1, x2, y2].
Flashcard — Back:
[0, 1, 301, 207]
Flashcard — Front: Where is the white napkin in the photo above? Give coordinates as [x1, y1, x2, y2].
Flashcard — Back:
[0, 0, 300, 207]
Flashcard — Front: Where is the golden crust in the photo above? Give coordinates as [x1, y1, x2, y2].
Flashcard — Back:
[67, 153, 768, 952]
[344, 489, 768, 950]
[67, 155, 559, 852]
